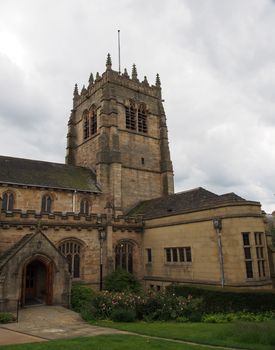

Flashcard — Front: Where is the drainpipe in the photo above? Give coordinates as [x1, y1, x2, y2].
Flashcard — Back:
[213, 218, 225, 288]
[72, 190, 77, 212]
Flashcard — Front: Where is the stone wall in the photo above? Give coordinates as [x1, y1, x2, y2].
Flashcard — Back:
[142, 203, 273, 289]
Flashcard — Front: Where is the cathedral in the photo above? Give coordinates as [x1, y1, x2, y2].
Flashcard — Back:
[0, 54, 274, 309]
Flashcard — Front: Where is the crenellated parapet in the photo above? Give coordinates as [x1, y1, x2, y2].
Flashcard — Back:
[72, 53, 162, 109]
[0, 209, 144, 232]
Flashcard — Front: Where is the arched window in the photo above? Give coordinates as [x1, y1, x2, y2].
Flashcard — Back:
[138, 104, 147, 133]
[83, 110, 89, 140]
[2, 192, 14, 211]
[115, 241, 133, 273]
[41, 194, 52, 213]
[125, 102, 136, 131]
[90, 106, 97, 136]
[59, 241, 81, 278]
[80, 199, 89, 215]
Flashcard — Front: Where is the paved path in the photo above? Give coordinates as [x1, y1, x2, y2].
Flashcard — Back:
[0, 328, 45, 346]
[0, 305, 126, 345]
[0, 306, 246, 350]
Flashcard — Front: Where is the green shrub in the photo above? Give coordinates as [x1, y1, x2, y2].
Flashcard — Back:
[71, 284, 95, 312]
[80, 304, 97, 322]
[0, 312, 15, 324]
[110, 308, 136, 322]
[137, 292, 203, 321]
[202, 311, 275, 323]
[167, 284, 275, 313]
[103, 269, 141, 293]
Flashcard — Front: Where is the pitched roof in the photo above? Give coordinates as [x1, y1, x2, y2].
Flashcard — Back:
[128, 187, 258, 219]
[0, 234, 33, 271]
[0, 155, 101, 193]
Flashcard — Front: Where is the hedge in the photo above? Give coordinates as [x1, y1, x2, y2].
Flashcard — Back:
[167, 284, 275, 313]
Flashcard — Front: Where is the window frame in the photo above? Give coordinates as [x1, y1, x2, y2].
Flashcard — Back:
[164, 247, 192, 264]
[242, 232, 253, 279]
[59, 240, 82, 279]
[125, 101, 148, 134]
[254, 232, 266, 278]
[41, 194, 52, 213]
[146, 248, 152, 263]
[79, 198, 90, 215]
[1, 191, 15, 211]
[83, 110, 90, 140]
[90, 105, 97, 136]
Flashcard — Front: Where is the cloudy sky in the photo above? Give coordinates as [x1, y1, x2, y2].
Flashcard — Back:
[0, 0, 275, 212]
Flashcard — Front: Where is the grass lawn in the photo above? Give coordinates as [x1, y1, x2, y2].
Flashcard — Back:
[94, 320, 275, 350]
[0, 334, 216, 350]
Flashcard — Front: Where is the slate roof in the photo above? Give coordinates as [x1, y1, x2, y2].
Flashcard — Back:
[0, 155, 101, 193]
[128, 187, 258, 219]
[0, 234, 33, 271]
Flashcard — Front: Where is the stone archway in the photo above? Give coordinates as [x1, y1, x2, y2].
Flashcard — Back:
[21, 256, 54, 307]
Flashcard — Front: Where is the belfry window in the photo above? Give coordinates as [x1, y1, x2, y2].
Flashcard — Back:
[90, 107, 97, 135]
[2, 192, 14, 211]
[41, 194, 52, 213]
[115, 241, 133, 273]
[83, 110, 89, 140]
[80, 199, 89, 215]
[125, 102, 148, 133]
[59, 241, 81, 278]
[138, 105, 147, 133]
[125, 104, 136, 130]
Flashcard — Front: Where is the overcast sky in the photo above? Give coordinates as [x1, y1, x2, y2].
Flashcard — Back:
[0, 0, 274, 212]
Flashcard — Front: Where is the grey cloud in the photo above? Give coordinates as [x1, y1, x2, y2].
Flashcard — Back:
[0, 0, 274, 212]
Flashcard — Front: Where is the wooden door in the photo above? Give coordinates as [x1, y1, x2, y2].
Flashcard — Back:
[25, 263, 37, 301]
[46, 261, 53, 305]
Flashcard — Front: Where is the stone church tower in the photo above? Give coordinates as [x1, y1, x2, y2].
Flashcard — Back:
[66, 54, 174, 213]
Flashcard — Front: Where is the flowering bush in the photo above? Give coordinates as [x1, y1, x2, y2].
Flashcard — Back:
[71, 285, 203, 322]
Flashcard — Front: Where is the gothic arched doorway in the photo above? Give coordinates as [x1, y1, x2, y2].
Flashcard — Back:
[21, 258, 53, 306]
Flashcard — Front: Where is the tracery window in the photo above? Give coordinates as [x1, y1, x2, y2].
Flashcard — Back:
[90, 106, 97, 136]
[83, 110, 89, 140]
[138, 104, 147, 133]
[125, 102, 148, 133]
[1, 191, 14, 211]
[80, 199, 89, 215]
[115, 241, 133, 273]
[125, 102, 136, 131]
[59, 241, 81, 278]
[41, 194, 52, 213]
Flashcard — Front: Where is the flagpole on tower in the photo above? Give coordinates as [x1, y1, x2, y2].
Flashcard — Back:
[118, 29, 121, 74]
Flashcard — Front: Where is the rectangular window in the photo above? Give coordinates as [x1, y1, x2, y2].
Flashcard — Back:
[165, 247, 192, 263]
[146, 248, 152, 263]
[254, 232, 266, 278]
[245, 261, 253, 278]
[172, 248, 178, 262]
[242, 232, 250, 246]
[242, 232, 253, 279]
[166, 248, 171, 262]
[186, 247, 192, 262]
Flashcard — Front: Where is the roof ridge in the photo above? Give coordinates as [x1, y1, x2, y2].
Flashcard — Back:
[0, 154, 90, 170]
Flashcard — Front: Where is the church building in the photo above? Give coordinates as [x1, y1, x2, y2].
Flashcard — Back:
[0, 54, 274, 309]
